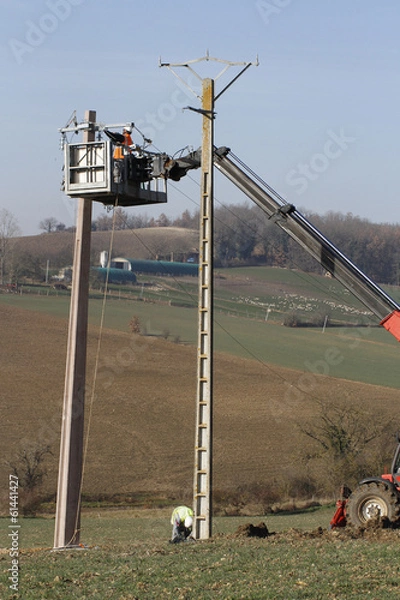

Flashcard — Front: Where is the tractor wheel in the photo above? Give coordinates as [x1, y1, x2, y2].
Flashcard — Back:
[346, 482, 400, 527]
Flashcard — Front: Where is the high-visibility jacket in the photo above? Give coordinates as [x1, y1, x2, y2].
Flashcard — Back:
[113, 146, 124, 160]
[171, 506, 193, 525]
[123, 131, 133, 146]
[113, 131, 133, 160]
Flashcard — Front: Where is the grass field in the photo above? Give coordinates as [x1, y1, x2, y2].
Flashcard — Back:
[1, 266, 400, 499]
[1, 270, 399, 388]
[2, 509, 400, 599]
[2, 265, 400, 597]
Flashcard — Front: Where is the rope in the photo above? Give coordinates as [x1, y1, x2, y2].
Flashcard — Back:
[62, 151, 377, 544]
[70, 196, 119, 546]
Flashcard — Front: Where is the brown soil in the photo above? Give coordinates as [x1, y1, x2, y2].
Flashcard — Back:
[1, 301, 400, 511]
[231, 518, 400, 543]
[234, 522, 269, 538]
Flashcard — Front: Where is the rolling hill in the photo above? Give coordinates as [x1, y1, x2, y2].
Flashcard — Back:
[1, 300, 399, 515]
[3, 228, 400, 514]
[16, 227, 198, 267]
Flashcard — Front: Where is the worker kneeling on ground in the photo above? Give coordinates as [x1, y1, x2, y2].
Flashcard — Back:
[170, 506, 194, 543]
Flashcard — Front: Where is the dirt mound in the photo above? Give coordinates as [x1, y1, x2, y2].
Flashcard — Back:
[331, 517, 400, 542]
[268, 521, 400, 544]
[363, 516, 397, 530]
[223, 522, 400, 544]
[234, 522, 269, 538]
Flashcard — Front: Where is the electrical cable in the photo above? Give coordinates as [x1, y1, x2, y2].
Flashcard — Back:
[94, 203, 354, 404]
[183, 171, 376, 325]
[99, 130, 371, 323]
[74, 139, 380, 492]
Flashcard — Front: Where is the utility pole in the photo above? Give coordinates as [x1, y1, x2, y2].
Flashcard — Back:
[160, 55, 258, 539]
[55, 108, 169, 550]
[195, 76, 215, 540]
[53, 110, 95, 550]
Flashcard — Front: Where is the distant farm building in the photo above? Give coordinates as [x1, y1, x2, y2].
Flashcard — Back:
[56, 255, 198, 287]
[109, 256, 198, 277]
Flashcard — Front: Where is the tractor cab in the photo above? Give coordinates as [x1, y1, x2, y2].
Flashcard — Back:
[382, 434, 400, 488]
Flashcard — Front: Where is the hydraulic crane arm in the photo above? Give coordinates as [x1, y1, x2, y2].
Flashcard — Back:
[213, 147, 400, 342]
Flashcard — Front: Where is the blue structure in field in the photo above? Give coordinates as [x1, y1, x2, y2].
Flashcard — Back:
[93, 257, 198, 284]
[122, 258, 198, 277]
[93, 267, 137, 285]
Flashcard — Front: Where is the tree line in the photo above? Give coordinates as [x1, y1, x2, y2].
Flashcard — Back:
[38, 209, 199, 234]
[87, 204, 400, 284]
[2, 205, 400, 286]
[213, 204, 400, 285]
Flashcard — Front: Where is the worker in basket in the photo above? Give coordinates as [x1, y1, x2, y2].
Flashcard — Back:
[170, 506, 194, 543]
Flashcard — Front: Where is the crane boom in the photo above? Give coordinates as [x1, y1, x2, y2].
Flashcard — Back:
[213, 147, 400, 341]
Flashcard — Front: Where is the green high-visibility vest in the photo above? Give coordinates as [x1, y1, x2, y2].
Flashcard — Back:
[171, 506, 193, 525]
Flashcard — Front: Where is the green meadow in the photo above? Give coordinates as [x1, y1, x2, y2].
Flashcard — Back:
[1, 265, 399, 389]
[2, 266, 400, 598]
[2, 509, 400, 599]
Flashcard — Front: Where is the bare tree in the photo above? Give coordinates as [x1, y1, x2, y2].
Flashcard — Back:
[129, 315, 141, 334]
[156, 213, 171, 227]
[8, 444, 52, 491]
[93, 207, 130, 231]
[0, 209, 21, 285]
[299, 398, 391, 494]
[94, 213, 113, 231]
[39, 217, 58, 233]
[173, 209, 199, 229]
[7, 443, 53, 515]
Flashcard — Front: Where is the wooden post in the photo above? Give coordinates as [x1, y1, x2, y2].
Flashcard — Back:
[53, 110, 95, 550]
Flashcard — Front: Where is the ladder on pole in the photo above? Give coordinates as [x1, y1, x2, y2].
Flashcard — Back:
[193, 79, 214, 539]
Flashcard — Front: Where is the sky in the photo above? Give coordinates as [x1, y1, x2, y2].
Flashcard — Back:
[1, 0, 400, 236]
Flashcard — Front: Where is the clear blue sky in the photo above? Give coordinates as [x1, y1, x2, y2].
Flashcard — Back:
[2, 0, 400, 235]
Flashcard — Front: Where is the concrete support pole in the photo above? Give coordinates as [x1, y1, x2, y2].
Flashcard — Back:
[53, 110, 95, 550]
[193, 79, 214, 540]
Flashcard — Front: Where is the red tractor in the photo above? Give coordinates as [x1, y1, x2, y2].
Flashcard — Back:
[331, 437, 400, 528]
